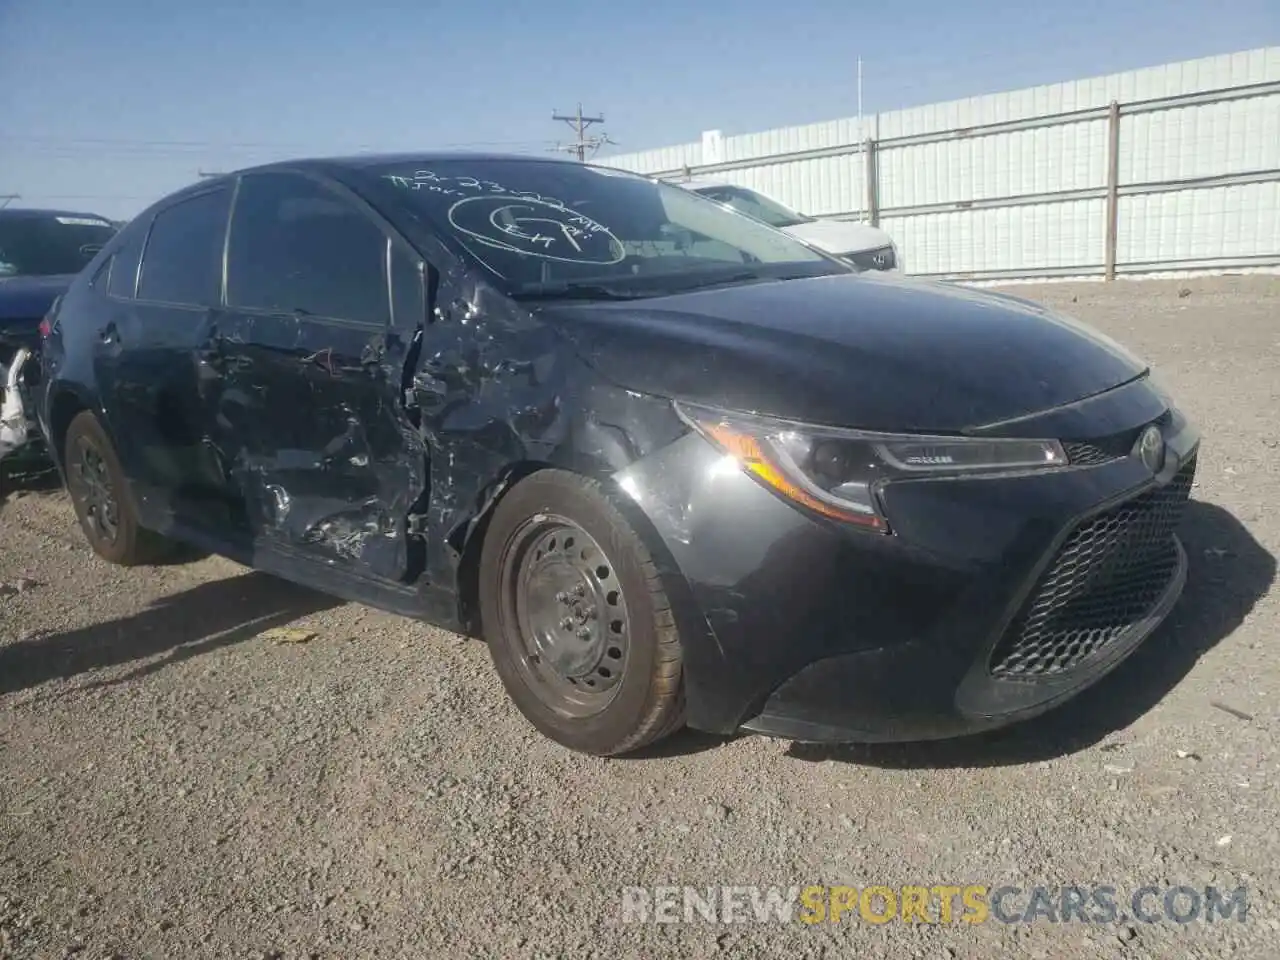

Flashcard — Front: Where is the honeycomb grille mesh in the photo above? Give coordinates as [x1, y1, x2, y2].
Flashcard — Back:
[1063, 411, 1175, 467]
[989, 458, 1196, 679]
[1063, 441, 1119, 466]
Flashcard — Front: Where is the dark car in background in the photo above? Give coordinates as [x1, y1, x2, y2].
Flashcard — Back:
[0, 208, 118, 462]
[34, 154, 1199, 756]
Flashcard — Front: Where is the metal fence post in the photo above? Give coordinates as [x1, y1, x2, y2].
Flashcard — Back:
[1104, 100, 1121, 280]
[865, 138, 880, 227]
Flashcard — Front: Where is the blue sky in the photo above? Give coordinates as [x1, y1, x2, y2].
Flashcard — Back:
[2, 0, 1277, 220]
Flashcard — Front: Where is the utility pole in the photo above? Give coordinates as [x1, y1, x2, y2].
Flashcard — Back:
[854, 56, 864, 222]
[551, 104, 613, 161]
[0, 194, 18, 209]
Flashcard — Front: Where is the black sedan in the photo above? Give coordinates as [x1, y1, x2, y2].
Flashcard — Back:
[33, 154, 1199, 756]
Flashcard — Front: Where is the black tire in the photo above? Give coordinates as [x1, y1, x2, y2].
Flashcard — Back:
[63, 410, 171, 566]
[478, 469, 685, 756]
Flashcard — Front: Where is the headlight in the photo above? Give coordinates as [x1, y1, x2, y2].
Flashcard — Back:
[676, 402, 1067, 532]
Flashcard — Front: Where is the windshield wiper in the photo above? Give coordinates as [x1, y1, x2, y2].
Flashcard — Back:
[511, 282, 646, 302]
[669, 270, 763, 290]
[513, 268, 822, 302]
[661, 269, 817, 293]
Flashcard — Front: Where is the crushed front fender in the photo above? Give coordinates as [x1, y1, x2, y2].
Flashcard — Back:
[0, 347, 37, 462]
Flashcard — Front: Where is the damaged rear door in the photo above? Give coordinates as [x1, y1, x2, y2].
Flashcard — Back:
[209, 170, 428, 582]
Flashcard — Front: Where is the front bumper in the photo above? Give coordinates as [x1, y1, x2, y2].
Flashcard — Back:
[613, 376, 1199, 742]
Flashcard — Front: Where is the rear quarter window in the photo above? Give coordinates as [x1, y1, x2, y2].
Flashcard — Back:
[107, 218, 150, 299]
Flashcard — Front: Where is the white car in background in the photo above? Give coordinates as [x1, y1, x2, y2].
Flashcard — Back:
[678, 178, 902, 273]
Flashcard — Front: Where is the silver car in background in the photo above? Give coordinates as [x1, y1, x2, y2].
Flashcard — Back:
[677, 177, 902, 272]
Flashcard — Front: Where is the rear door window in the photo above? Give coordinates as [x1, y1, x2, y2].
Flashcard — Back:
[107, 218, 150, 298]
[226, 172, 390, 326]
[136, 187, 231, 306]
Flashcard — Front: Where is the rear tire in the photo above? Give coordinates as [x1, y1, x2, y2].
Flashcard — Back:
[478, 469, 685, 756]
[63, 410, 171, 566]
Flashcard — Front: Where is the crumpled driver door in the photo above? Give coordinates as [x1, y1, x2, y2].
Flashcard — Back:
[205, 169, 430, 584]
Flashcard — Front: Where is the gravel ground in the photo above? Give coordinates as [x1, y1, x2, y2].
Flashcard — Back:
[1, 275, 1277, 959]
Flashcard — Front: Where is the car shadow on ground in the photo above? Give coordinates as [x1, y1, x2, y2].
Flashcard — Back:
[0, 570, 340, 696]
[783, 499, 1274, 769]
[1, 462, 211, 565]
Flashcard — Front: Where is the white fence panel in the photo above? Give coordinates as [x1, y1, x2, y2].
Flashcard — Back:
[1117, 181, 1280, 266]
[599, 47, 1280, 279]
[723, 118, 866, 163]
[728, 155, 867, 218]
[877, 120, 1110, 209]
[1120, 94, 1280, 184]
[882, 199, 1105, 276]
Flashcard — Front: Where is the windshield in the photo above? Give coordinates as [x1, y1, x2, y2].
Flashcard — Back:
[0, 214, 117, 278]
[367, 160, 844, 298]
[690, 185, 813, 229]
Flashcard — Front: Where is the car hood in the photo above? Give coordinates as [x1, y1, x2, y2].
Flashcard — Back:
[783, 219, 894, 256]
[0, 274, 73, 329]
[540, 272, 1149, 433]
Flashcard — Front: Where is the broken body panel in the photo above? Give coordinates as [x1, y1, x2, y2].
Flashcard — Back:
[0, 347, 37, 462]
[35, 173, 691, 640]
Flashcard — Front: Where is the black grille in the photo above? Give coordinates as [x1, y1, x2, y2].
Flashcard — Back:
[1063, 441, 1118, 466]
[989, 457, 1196, 679]
[1062, 411, 1175, 467]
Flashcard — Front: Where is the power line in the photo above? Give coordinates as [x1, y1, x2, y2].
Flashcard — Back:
[0, 135, 556, 154]
[550, 105, 614, 161]
[9, 193, 155, 202]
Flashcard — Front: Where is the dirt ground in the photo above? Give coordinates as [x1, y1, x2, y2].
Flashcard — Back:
[1, 275, 1277, 959]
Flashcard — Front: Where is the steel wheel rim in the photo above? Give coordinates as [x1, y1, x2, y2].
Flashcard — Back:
[501, 514, 631, 719]
[68, 436, 119, 544]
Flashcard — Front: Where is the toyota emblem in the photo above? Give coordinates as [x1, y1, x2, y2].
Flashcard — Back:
[1135, 424, 1165, 473]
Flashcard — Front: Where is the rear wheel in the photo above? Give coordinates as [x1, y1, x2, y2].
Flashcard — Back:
[479, 470, 685, 756]
[63, 411, 171, 566]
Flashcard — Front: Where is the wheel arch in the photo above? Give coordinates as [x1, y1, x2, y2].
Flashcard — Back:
[452, 454, 715, 688]
[453, 459, 550, 636]
[451, 448, 620, 637]
[45, 383, 104, 474]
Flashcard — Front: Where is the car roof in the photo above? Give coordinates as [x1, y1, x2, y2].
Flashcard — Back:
[157, 152, 613, 203]
[131, 152, 640, 225]
[0, 207, 114, 222]
[234, 151, 590, 178]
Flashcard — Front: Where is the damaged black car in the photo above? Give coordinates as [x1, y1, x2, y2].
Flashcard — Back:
[32, 154, 1199, 756]
[1, 208, 116, 463]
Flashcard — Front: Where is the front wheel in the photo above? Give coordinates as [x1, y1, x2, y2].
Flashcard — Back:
[478, 470, 685, 756]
